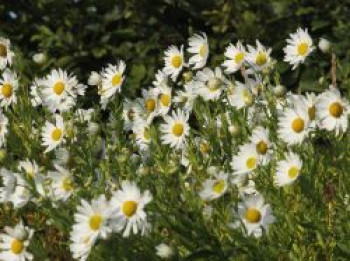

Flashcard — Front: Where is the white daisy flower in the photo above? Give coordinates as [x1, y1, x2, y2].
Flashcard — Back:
[199, 171, 229, 201]
[110, 180, 152, 237]
[275, 152, 303, 187]
[187, 32, 209, 69]
[227, 81, 254, 109]
[18, 159, 45, 197]
[70, 195, 113, 261]
[231, 176, 257, 196]
[155, 85, 172, 115]
[87, 71, 102, 86]
[155, 243, 174, 259]
[133, 88, 161, 124]
[278, 105, 310, 145]
[246, 40, 272, 72]
[0, 38, 15, 70]
[222, 41, 247, 73]
[173, 80, 199, 112]
[0, 70, 18, 108]
[100, 61, 126, 108]
[41, 114, 66, 153]
[48, 164, 74, 201]
[0, 168, 31, 208]
[160, 109, 190, 150]
[0, 111, 8, 147]
[40, 69, 86, 112]
[316, 88, 349, 135]
[153, 69, 169, 88]
[284, 28, 314, 70]
[163, 45, 184, 81]
[250, 126, 273, 165]
[230, 143, 260, 177]
[133, 118, 152, 151]
[196, 67, 227, 101]
[0, 221, 34, 261]
[235, 194, 275, 238]
[287, 92, 318, 127]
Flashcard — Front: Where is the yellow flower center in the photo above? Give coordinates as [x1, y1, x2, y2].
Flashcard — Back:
[122, 200, 138, 217]
[235, 52, 245, 64]
[2, 83, 13, 98]
[297, 43, 309, 56]
[242, 89, 253, 105]
[53, 81, 65, 95]
[171, 55, 182, 68]
[27, 170, 35, 179]
[89, 214, 103, 231]
[245, 208, 261, 223]
[143, 128, 151, 140]
[160, 94, 170, 107]
[11, 239, 24, 254]
[199, 45, 207, 58]
[62, 177, 73, 191]
[112, 73, 122, 86]
[172, 123, 184, 137]
[208, 77, 221, 91]
[308, 106, 316, 120]
[212, 179, 226, 194]
[288, 166, 299, 179]
[256, 140, 268, 155]
[0, 44, 7, 57]
[291, 118, 304, 133]
[51, 128, 62, 141]
[246, 157, 257, 170]
[255, 52, 267, 66]
[329, 102, 343, 118]
[145, 98, 156, 112]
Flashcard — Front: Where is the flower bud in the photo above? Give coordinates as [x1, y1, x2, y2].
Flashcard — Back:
[318, 38, 331, 53]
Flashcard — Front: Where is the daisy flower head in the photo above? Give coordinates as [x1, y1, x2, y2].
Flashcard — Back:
[153, 69, 169, 88]
[199, 171, 229, 201]
[134, 88, 160, 124]
[250, 126, 273, 165]
[173, 80, 199, 112]
[48, 164, 74, 201]
[40, 68, 86, 112]
[316, 88, 349, 135]
[187, 32, 209, 69]
[155, 85, 172, 115]
[163, 45, 185, 81]
[0, 38, 15, 70]
[110, 180, 152, 237]
[160, 109, 190, 150]
[275, 151, 302, 187]
[0, 221, 34, 261]
[235, 194, 275, 238]
[278, 105, 310, 146]
[0, 168, 31, 208]
[0, 69, 18, 108]
[227, 81, 254, 109]
[196, 67, 227, 101]
[100, 61, 126, 108]
[70, 195, 113, 260]
[284, 28, 314, 70]
[41, 114, 65, 153]
[230, 143, 260, 177]
[246, 40, 272, 72]
[133, 118, 152, 151]
[222, 41, 247, 73]
[0, 111, 8, 147]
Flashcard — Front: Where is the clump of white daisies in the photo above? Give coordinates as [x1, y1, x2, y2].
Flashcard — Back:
[0, 27, 349, 260]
